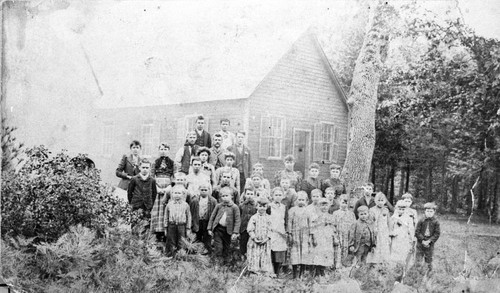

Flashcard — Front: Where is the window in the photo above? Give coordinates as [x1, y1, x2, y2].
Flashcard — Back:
[102, 122, 114, 155]
[314, 122, 340, 163]
[260, 115, 286, 159]
[141, 122, 154, 156]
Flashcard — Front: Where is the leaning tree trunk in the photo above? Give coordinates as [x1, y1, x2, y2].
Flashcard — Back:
[341, 0, 395, 191]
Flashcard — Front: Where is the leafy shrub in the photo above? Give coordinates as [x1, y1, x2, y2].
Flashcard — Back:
[1, 146, 128, 242]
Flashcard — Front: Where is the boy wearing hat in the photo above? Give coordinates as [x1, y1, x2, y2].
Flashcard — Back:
[415, 202, 440, 271]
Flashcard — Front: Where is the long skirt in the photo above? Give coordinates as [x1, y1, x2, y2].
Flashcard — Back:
[247, 240, 274, 274]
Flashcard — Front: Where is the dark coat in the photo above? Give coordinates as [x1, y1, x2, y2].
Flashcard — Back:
[127, 175, 157, 211]
[353, 195, 394, 219]
[300, 177, 322, 202]
[195, 130, 212, 148]
[180, 144, 199, 174]
[190, 195, 218, 232]
[415, 216, 440, 244]
[116, 154, 141, 190]
[239, 200, 257, 233]
[209, 147, 226, 169]
[227, 144, 252, 177]
[152, 156, 174, 178]
[208, 202, 241, 235]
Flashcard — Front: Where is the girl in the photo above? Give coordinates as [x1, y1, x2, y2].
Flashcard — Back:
[115, 140, 142, 201]
[196, 147, 216, 188]
[310, 198, 339, 276]
[367, 192, 392, 264]
[287, 191, 310, 279]
[332, 194, 356, 267]
[304, 189, 323, 269]
[150, 144, 172, 251]
[269, 187, 288, 277]
[390, 200, 414, 265]
[246, 197, 274, 275]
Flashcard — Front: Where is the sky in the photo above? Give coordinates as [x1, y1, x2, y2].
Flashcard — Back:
[3, 0, 499, 160]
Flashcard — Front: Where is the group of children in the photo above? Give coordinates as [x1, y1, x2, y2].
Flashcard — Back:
[123, 137, 440, 279]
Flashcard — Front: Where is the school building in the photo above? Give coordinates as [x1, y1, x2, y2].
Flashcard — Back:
[90, 31, 350, 185]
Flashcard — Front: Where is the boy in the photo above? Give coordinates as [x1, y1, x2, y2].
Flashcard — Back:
[164, 185, 192, 256]
[239, 187, 257, 258]
[415, 202, 440, 271]
[227, 131, 252, 194]
[213, 171, 240, 204]
[186, 156, 211, 199]
[162, 172, 193, 204]
[127, 158, 157, 238]
[216, 118, 236, 150]
[353, 182, 394, 219]
[300, 163, 322, 202]
[175, 131, 199, 174]
[214, 152, 240, 191]
[325, 187, 340, 213]
[321, 164, 346, 196]
[194, 115, 212, 148]
[190, 183, 217, 255]
[208, 187, 241, 258]
[349, 205, 377, 266]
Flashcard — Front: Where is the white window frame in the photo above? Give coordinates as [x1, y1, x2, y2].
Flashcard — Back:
[260, 115, 286, 160]
[314, 122, 340, 163]
[141, 122, 155, 157]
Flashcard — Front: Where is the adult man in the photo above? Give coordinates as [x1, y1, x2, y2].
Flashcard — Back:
[210, 133, 226, 170]
[227, 131, 251, 194]
[194, 115, 211, 148]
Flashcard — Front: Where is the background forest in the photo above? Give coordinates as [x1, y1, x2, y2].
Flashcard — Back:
[1, 1, 500, 292]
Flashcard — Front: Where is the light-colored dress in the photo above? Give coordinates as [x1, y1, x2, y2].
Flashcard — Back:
[246, 213, 274, 274]
[310, 212, 338, 267]
[332, 209, 356, 266]
[287, 205, 310, 265]
[367, 206, 392, 264]
[269, 202, 287, 252]
[304, 204, 320, 265]
[390, 214, 414, 265]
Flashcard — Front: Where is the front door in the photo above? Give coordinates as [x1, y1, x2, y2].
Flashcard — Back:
[293, 129, 311, 177]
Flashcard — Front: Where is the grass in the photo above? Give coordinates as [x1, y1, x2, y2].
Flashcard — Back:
[2, 214, 500, 293]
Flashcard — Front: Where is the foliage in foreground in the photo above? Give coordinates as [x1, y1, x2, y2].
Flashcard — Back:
[2, 217, 499, 293]
[1, 146, 128, 242]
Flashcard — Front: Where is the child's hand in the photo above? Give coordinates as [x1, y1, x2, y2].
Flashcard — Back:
[231, 234, 238, 241]
[208, 230, 213, 237]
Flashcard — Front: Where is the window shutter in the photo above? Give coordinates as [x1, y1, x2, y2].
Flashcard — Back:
[313, 122, 323, 162]
[332, 126, 340, 163]
[259, 115, 271, 159]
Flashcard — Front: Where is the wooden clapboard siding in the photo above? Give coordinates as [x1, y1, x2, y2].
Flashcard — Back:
[247, 32, 349, 184]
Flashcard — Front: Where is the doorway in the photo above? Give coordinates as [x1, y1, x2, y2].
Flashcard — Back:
[293, 129, 311, 177]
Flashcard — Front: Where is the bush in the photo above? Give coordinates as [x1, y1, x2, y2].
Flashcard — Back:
[1, 146, 128, 242]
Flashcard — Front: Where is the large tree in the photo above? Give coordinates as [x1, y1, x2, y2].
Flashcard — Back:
[341, 0, 397, 191]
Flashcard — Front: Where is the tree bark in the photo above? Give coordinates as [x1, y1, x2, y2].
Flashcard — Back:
[451, 175, 458, 213]
[399, 165, 405, 196]
[341, 0, 395, 191]
[405, 160, 410, 192]
[389, 164, 395, 204]
[427, 162, 433, 202]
